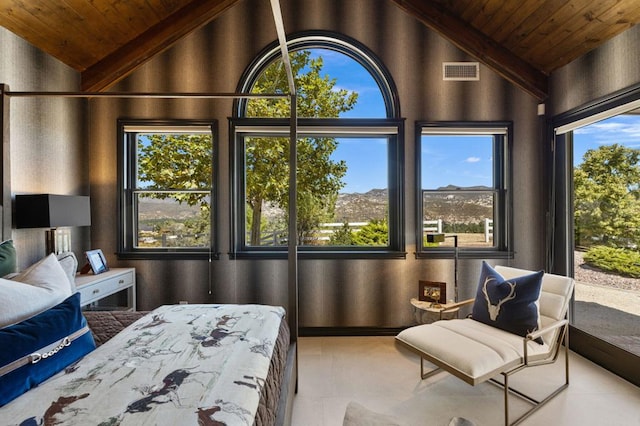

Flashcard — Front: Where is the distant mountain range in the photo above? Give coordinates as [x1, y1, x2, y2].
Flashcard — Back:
[334, 188, 388, 222]
[333, 187, 492, 223]
[420, 186, 493, 224]
[137, 197, 202, 221]
[138, 186, 493, 225]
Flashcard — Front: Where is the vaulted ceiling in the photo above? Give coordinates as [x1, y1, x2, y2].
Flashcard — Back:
[1, 0, 639, 100]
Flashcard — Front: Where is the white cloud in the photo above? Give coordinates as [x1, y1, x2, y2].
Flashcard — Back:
[465, 157, 481, 163]
[574, 117, 640, 146]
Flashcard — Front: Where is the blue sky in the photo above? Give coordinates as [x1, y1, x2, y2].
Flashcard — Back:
[311, 49, 388, 193]
[573, 114, 640, 166]
[317, 49, 494, 191]
[310, 49, 640, 193]
[420, 135, 493, 190]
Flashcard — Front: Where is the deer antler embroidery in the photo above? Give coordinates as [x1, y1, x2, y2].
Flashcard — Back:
[482, 277, 517, 321]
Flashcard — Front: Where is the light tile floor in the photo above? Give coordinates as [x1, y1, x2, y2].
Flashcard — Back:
[291, 336, 640, 426]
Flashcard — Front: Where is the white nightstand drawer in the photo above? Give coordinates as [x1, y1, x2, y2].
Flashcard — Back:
[76, 268, 136, 310]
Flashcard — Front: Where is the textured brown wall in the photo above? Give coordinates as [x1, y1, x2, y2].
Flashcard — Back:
[0, 27, 89, 270]
[89, 0, 544, 328]
[549, 24, 640, 117]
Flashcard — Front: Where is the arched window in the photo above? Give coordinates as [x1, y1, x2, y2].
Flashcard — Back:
[231, 32, 404, 258]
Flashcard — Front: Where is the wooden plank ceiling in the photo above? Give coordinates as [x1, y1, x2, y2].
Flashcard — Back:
[1, 0, 640, 100]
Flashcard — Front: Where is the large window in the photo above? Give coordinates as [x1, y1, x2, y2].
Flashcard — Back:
[118, 120, 217, 259]
[416, 122, 511, 257]
[552, 90, 640, 387]
[232, 120, 403, 257]
[571, 114, 640, 357]
[232, 32, 403, 258]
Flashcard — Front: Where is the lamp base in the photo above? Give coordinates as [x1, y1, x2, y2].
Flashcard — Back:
[46, 228, 71, 254]
[426, 233, 445, 243]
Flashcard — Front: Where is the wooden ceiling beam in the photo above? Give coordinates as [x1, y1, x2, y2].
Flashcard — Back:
[81, 0, 241, 92]
[390, 0, 548, 101]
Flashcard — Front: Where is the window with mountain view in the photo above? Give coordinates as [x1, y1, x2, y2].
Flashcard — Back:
[417, 123, 510, 255]
[118, 121, 216, 259]
[232, 33, 403, 257]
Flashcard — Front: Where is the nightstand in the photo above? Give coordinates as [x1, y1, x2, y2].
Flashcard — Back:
[76, 268, 136, 311]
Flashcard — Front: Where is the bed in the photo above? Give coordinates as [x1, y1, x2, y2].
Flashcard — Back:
[0, 249, 296, 426]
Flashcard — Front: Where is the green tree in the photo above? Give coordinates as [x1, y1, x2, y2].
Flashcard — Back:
[245, 50, 357, 245]
[574, 144, 640, 247]
[351, 219, 389, 246]
[329, 221, 356, 246]
[295, 191, 338, 245]
[137, 133, 212, 245]
[138, 134, 212, 206]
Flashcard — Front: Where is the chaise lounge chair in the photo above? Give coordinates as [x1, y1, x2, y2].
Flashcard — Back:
[396, 264, 574, 426]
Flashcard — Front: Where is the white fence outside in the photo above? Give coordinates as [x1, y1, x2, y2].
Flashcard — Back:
[422, 218, 493, 242]
[423, 219, 443, 233]
[248, 221, 369, 245]
[248, 218, 494, 245]
[484, 218, 493, 243]
[313, 222, 369, 241]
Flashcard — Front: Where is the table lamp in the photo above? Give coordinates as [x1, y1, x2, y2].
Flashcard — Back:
[15, 194, 91, 254]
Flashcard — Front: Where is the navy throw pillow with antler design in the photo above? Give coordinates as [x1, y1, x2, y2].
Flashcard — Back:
[471, 261, 545, 343]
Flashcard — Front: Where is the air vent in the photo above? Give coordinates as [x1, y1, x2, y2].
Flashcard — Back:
[443, 62, 480, 81]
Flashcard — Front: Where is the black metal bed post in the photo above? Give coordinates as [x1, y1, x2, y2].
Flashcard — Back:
[0, 84, 10, 241]
[287, 93, 299, 392]
[288, 93, 298, 339]
[269, 0, 298, 394]
[452, 234, 458, 302]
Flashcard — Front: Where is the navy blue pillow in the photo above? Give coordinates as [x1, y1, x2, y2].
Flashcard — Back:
[0, 292, 96, 406]
[471, 262, 544, 342]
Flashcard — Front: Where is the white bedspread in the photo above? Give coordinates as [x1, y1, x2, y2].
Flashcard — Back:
[1, 304, 285, 425]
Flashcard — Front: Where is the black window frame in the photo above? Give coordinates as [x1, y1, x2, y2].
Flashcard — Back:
[549, 82, 640, 388]
[235, 30, 399, 119]
[415, 121, 513, 259]
[230, 118, 405, 259]
[117, 119, 218, 260]
[231, 31, 404, 259]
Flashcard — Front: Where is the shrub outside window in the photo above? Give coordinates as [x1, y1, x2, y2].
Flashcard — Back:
[416, 122, 511, 257]
[118, 120, 216, 259]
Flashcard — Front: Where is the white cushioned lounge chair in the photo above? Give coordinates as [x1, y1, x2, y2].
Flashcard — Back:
[396, 265, 574, 426]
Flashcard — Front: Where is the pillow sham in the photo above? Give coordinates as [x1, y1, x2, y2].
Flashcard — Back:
[56, 251, 78, 293]
[471, 261, 544, 343]
[0, 239, 17, 277]
[0, 254, 72, 328]
[12, 253, 73, 295]
[0, 293, 96, 406]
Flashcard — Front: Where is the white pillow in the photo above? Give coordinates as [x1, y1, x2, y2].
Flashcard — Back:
[56, 251, 78, 293]
[12, 253, 73, 294]
[0, 254, 73, 328]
